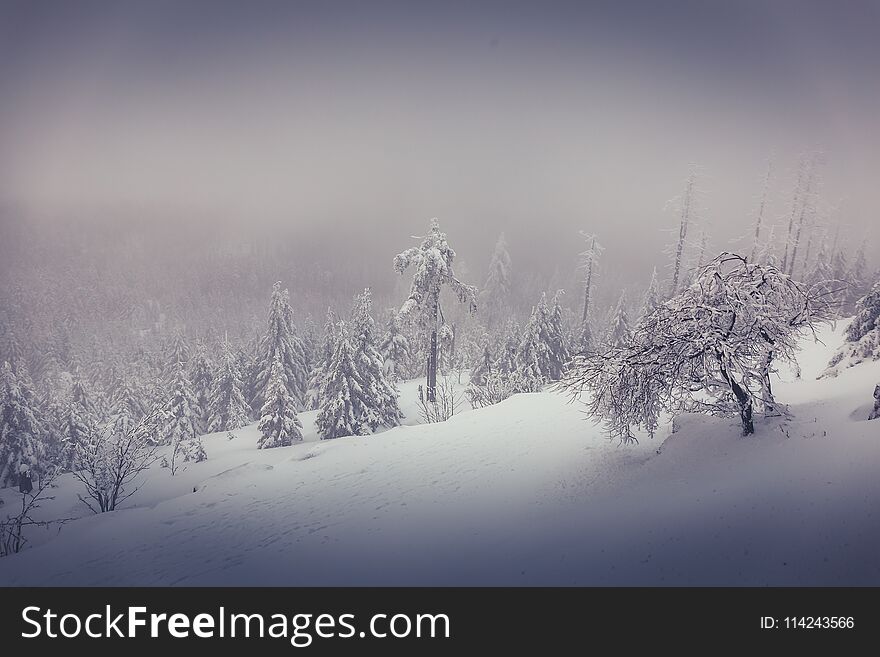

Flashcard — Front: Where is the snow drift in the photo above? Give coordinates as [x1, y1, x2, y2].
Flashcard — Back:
[1, 324, 879, 586]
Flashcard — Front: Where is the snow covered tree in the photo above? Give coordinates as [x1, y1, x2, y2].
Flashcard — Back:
[163, 332, 190, 377]
[606, 290, 631, 348]
[109, 373, 146, 437]
[394, 219, 477, 401]
[516, 292, 567, 383]
[59, 369, 97, 466]
[641, 267, 661, 319]
[781, 154, 821, 277]
[315, 323, 362, 439]
[159, 359, 205, 464]
[546, 290, 570, 380]
[0, 362, 44, 487]
[469, 333, 494, 387]
[207, 339, 251, 433]
[480, 232, 512, 330]
[667, 168, 699, 297]
[563, 253, 835, 439]
[70, 409, 161, 513]
[750, 158, 774, 262]
[822, 280, 880, 377]
[378, 313, 412, 384]
[577, 232, 603, 353]
[350, 289, 402, 428]
[252, 282, 309, 410]
[257, 354, 303, 449]
[306, 308, 338, 409]
[189, 344, 214, 435]
[850, 242, 869, 296]
[806, 240, 835, 294]
[495, 319, 520, 375]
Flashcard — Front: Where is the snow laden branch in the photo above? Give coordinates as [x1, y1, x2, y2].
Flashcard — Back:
[70, 408, 162, 513]
[393, 219, 477, 401]
[1, 465, 74, 557]
[561, 253, 837, 441]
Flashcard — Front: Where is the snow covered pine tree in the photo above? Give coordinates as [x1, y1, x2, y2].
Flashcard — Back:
[257, 354, 303, 449]
[0, 361, 44, 487]
[317, 291, 402, 440]
[252, 282, 309, 411]
[207, 338, 251, 433]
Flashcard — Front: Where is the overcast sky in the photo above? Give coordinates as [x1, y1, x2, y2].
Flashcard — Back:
[1, 0, 878, 281]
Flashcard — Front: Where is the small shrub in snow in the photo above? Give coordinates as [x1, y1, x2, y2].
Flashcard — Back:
[70, 410, 162, 513]
[417, 377, 459, 423]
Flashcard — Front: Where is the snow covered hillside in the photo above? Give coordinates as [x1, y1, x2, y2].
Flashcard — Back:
[1, 323, 879, 586]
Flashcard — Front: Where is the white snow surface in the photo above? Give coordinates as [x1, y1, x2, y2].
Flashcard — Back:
[1, 323, 879, 586]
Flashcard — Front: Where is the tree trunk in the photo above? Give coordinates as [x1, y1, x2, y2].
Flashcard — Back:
[750, 159, 772, 262]
[730, 379, 754, 436]
[789, 164, 814, 277]
[426, 294, 438, 402]
[760, 348, 776, 415]
[670, 174, 693, 297]
[719, 356, 754, 436]
[582, 237, 594, 323]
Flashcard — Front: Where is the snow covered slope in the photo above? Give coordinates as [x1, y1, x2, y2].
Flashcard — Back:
[1, 324, 879, 586]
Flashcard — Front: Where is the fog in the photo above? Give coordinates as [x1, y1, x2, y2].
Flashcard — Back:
[1, 0, 878, 291]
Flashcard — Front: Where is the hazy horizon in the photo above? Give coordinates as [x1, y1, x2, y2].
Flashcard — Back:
[2, 0, 879, 286]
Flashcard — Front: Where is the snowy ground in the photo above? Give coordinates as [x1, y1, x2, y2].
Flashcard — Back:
[1, 322, 879, 586]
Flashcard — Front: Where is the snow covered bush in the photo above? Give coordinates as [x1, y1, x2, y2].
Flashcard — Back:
[1, 465, 66, 557]
[417, 377, 459, 423]
[465, 370, 541, 409]
[821, 280, 880, 378]
[562, 253, 834, 440]
[70, 410, 161, 513]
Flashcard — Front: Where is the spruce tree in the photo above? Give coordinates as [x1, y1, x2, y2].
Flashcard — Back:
[517, 294, 553, 383]
[164, 332, 190, 377]
[495, 320, 520, 375]
[160, 359, 203, 464]
[207, 339, 251, 433]
[189, 344, 214, 435]
[306, 308, 338, 410]
[61, 368, 97, 464]
[252, 282, 309, 411]
[378, 313, 412, 384]
[480, 232, 512, 330]
[641, 267, 661, 319]
[316, 323, 363, 440]
[110, 372, 147, 436]
[258, 354, 303, 449]
[545, 290, 570, 380]
[470, 334, 493, 386]
[349, 289, 402, 429]
[607, 290, 631, 347]
[0, 361, 44, 486]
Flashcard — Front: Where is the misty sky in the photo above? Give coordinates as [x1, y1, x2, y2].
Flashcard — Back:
[1, 0, 878, 281]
